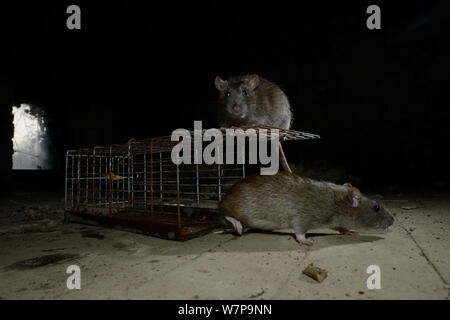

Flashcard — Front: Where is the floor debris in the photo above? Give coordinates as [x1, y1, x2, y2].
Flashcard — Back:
[302, 263, 328, 283]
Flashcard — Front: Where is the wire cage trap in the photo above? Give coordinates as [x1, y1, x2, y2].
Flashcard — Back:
[64, 126, 320, 240]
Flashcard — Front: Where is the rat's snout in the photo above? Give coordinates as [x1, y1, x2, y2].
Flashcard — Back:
[388, 215, 394, 226]
[226, 99, 246, 118]
[380, 214, 394, 229]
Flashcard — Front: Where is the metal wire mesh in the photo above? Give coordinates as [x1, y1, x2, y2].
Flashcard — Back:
[64, 126, 320, 238]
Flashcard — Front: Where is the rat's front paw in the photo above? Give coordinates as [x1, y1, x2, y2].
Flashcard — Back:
[295, 233, 316, 246]
[297, 239, 316, 246]
[296, 237, 316, 246]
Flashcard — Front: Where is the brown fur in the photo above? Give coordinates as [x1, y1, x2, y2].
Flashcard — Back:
[215, 74, 292, 129]
[219, 172, 394, 235]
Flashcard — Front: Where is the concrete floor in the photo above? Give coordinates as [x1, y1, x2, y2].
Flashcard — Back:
[0, 192, 449, 300]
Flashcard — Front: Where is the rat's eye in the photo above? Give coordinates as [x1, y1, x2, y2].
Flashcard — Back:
[373, 204, 380, 212]
[242, 89, 248, 96]
[225, 91, 231, 97]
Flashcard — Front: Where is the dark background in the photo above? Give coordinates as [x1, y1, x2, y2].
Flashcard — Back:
[1, 1, 449, 194]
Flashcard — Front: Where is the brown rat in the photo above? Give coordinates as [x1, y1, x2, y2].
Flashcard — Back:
[219, 171, 394, 245]
[215, 74, 292, 129]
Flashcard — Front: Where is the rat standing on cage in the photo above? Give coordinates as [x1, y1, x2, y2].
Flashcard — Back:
[214, 74, 294, 172]
[215, 74, 293, 129]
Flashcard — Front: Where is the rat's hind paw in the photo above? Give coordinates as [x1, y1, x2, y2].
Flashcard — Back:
[225, 216, 243, 235]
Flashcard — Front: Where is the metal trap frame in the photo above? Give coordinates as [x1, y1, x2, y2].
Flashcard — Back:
[64, 126, 320, 240]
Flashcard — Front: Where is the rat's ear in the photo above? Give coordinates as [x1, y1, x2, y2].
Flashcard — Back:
[246, 74, 260, 90]
[344, 183, 361, 207]
[215, 76, 227, 91]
